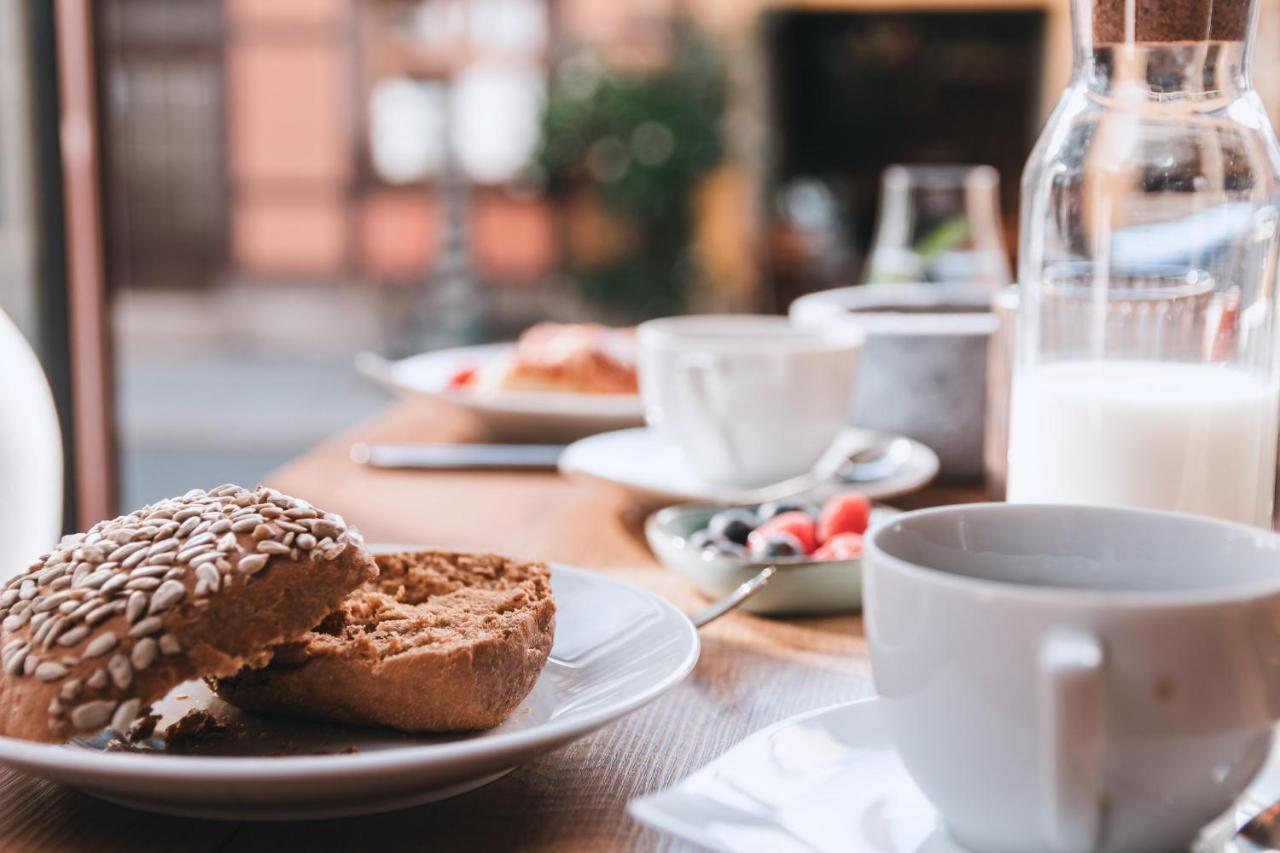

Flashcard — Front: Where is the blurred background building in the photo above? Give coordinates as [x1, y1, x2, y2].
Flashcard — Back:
[4, 0, 1280, 516]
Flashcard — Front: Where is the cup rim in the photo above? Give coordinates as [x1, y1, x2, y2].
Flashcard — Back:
[866, 502, 1280, 607]
[637, 314, 865, 352]
[790, 284, 999, 337]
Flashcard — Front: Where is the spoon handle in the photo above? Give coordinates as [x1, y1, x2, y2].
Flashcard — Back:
[688, 566, 778, 628]
[1236, 800, 1280, 851]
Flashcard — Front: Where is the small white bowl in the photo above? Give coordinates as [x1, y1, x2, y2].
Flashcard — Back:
[646, 503, 897, 616]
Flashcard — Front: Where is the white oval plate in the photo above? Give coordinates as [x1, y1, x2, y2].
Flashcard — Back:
[357, 345, 644, 442]
[0, 563, 699, 820]
[561, 427, 939, 507]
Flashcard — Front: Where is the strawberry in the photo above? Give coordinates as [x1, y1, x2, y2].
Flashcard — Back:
[817, 492, 871, 542]
[748, 510, 817, 555]
[813, 532, 863, 560]
[446, 367, 477, 390]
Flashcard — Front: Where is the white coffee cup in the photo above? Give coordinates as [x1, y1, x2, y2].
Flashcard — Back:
[864, 502, 1280, 853]
[637, 315, 863, 488]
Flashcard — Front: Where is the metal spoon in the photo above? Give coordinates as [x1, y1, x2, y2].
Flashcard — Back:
[729, 434, 914, 506]
[1234, 799, 1280, 850]
[688, 565, 778, 628]
[838, 436, 914, 483]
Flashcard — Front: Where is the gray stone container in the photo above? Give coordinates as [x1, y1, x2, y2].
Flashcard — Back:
[790, 283, 999, 478]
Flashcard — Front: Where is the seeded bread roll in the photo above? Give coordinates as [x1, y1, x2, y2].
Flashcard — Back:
[215, 549, 555, 732]
[0, 484, 377, 743]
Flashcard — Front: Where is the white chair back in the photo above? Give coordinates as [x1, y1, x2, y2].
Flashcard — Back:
[0, 309, 62, 579]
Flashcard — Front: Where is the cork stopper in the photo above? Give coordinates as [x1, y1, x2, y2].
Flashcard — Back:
[1092, 0, 1250, 43]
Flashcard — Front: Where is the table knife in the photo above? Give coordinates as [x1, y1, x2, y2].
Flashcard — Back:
[350, 442, 565, 470]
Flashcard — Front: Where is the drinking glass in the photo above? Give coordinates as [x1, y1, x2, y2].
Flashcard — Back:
[1009, 0, 1280, 526]
[863, 164, 1011, 288]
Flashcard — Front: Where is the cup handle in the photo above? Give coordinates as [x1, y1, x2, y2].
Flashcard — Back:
[1038, 629, 1106, 853]
[675, 353, 743, 474]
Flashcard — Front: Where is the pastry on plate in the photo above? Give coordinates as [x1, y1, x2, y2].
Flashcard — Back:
[0, 484, 376, 743]
[215, 549, 556, 732]
[452, 323, 638, 396]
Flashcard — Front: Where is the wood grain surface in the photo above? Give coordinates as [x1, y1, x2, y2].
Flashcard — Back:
[0, 400, 983, 852]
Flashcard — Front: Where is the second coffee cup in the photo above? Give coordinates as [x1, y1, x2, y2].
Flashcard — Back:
[637, 315, 863, 488]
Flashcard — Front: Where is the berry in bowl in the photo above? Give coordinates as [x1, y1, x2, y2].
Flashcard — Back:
[646, 492, 892, 616]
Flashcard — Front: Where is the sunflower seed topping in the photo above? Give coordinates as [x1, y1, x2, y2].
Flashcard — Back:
[34, 662, 66, 681]
[195, 563, 220, 590]
[39, 618, 66, 650]
[56, 625, 90, 647]
[130, 565, 169, 578]
[70, 700, 115, 731]
[230, 516, 262, 533]
[124, 577, 161, 592]
[237, 554, 269, 574]
[83, 631, 117, 658]
[99, 573, 129, 596]
[109, 697, 140, 734]
[3, 645, 29, 674]
[130, 637, 157, 670]
[129, 616, 164, 638]
[84, 601, 120, 626]
[146, 537, 179, 558]
[256, 540, 291, 556]
[107, 654, 132, 690]
[148, 580, 185, 615]
[3, 483, 358, 730]
[126, 591, 147, 624]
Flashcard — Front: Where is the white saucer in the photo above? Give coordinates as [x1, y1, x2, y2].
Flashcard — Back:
[630, 697, 1280, 852]
[0, 563, 699, 820]
[560, 427, 939, 506]
[357, 345, 644, 442]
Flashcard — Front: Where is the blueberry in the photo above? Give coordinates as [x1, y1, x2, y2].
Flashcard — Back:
[686, 529, 715, 550]
[749, 532, 806, 560]
[704, 537, 748, 559]
[756, 499, 818, 523]
[707, 508, 757, 546]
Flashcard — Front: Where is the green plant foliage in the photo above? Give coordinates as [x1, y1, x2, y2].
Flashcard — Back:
[537, 23, 726, 317]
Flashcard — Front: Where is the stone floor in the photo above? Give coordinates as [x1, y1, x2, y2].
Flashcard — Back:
[113, 284, 396, 511]
[112, 277, 605, 511]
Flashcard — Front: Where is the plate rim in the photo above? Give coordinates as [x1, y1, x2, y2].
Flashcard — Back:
[560, 426, 939, 504]
[0, 564, 700, 779]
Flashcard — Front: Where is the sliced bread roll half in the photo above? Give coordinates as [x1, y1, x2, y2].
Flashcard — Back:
[0, 484, 377, 743]
[215, 549, 556, 732]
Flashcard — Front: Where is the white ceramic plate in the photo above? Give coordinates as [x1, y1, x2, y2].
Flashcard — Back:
[560, 427, 939, 507]
[630, 697, 1276, 852]
[646, 504, 898, 616]
[357, 345, 644, 442]
[0, 563, 699, 820]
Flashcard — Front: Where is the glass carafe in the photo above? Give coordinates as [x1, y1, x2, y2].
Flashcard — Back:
[1009, 0, 1280, 526]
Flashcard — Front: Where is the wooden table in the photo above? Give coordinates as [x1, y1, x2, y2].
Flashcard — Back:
[0, 400, 982, 851]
